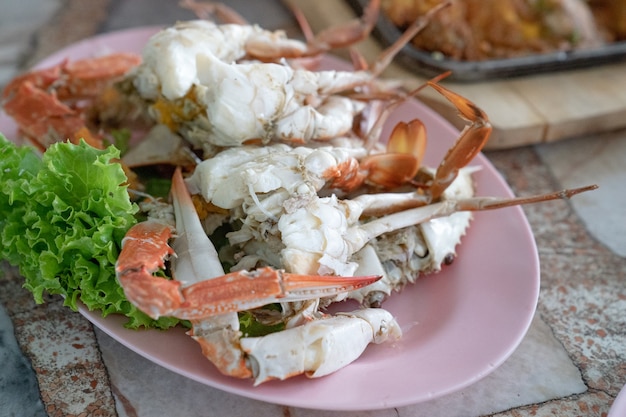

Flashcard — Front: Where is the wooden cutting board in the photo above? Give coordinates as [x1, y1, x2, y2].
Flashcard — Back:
[284, 0, 626, 149]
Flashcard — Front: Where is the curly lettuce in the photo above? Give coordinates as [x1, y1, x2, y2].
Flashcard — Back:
[0, 135, 179, 329]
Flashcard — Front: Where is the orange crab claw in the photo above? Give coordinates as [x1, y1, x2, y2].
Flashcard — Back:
[117, 252, 381, 320]
[358, 119, 427, 189]
[2, 53, 140, 101]
[45, 53, 141, 101]
[427, 81, 492, 201]
[116, 168, 381, 321]
[387, 119, 428, 160]
[1, 63, 64, 101]
[2, 53, 140, 150]
[174, 267, 380, 319]
[2, 81, 103, 150]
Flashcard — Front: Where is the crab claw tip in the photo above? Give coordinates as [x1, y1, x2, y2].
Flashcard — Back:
[282, 273, 381, 296]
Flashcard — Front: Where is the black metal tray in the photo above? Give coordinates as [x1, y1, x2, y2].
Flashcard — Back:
[347, 0, 626, 81]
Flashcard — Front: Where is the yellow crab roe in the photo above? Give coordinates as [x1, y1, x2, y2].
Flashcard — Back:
[192, 194, 228, 220]
[151, 88, 203, 131]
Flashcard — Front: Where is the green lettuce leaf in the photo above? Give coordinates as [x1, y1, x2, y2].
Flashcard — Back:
[0, 135, 179, 329]
[238, 308, 285, 337]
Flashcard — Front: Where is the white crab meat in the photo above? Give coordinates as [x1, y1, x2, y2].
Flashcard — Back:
[132, 20, 372, 146]
[276, 167, 476, 277]
[240, 307, 401, 385]
[185, 143, 366, 210]
[409, 166, 476, 272]
[348, 167, 478, 304]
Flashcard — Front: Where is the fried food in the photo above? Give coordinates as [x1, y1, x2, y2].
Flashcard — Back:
[382, 0, 624, 60]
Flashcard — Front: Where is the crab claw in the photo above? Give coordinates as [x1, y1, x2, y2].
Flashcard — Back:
[167, 267, 381, 319]
[116, 167, 381, 321]
[360, 119, 427, 189]
[427, 81, 492, 201]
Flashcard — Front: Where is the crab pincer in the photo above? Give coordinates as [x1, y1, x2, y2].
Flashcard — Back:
[1, 53, 141, 150]
[115, 168, 381, 321]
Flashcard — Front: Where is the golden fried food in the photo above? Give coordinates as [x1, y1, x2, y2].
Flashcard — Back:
[588, 0, 626, 40]
[382, 0, 622, 60]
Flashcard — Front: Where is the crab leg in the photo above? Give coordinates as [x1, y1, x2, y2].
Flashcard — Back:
[370, 1, 452, 76]
[2, 53, 141, 150]
[116, 168, 381, 321]
[181, 0, 381, 60]
[351, 185, 598, 249]
[2, 53, 141, 102]
[277, 183, 597, 278]
[427, 81, 493, 201]
[178, 0, 248, 25]
[1, 81, 98, 150]
[260, 0, 382, 59]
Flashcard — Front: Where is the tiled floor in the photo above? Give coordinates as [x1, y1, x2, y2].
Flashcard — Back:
[0, 0, 62, 86]
[0, 4, 64, 416]
[535, 130, 626, 257]
[0, 304, 46, 417]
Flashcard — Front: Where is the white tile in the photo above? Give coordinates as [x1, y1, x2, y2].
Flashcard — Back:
[291, 315, 585, 417]
[0, 0, 62, 32]
[535, 131, 626, 257]
[0, 0, 63, 88]
[0, 36, 25, 61]
[95, 328, 286, 417]
[390, 315, 586, 417]
[0, 304, 46, 417]
[0, 66, 18, 89]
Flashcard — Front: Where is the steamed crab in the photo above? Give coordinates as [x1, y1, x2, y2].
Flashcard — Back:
[1, 0, 596, 384]
[114, 78, 593, 383]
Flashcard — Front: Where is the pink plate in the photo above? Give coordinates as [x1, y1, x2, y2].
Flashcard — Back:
[610, 385, 626, 416]
[0, 27, 540, 411]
